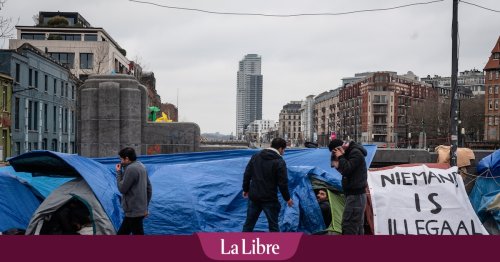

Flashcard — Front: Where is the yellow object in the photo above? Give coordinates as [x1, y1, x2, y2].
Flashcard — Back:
[155, 112, 172, 123]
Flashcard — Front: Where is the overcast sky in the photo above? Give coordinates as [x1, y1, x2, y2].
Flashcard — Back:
[2, 0, 500, 135]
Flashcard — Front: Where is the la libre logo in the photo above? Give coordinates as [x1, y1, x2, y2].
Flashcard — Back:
[220, 237, 280, 255]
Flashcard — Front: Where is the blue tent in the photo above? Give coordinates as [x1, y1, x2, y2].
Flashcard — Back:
[4, 145, 376, 234]
[0, 172, 42, 232]
[469, 149, 500, 234]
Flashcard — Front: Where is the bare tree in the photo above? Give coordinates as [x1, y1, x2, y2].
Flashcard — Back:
[460, 95, 485, 142]
[79, 43, 110, 75]
[408, 97, 449, 147]
[0, 0, 17, 40]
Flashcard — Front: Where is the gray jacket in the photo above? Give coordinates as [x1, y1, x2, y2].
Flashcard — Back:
[116, 161, 152, 217]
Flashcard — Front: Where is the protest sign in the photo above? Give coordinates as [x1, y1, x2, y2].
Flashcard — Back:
[368, 165, 488, 235]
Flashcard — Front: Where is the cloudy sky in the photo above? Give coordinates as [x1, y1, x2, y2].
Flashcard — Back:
[2, 0, 500, 135]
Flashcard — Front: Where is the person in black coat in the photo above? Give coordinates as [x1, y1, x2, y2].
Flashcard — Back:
[329, 139, 367, 235]
[242, 137, 294, 232]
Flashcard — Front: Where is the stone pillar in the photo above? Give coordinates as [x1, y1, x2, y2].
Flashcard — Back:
[77, 74, 200, 157]
[79, 75, 143, 157]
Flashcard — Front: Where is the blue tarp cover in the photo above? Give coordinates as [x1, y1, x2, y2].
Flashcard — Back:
[469, 149, 500, 230]
[0, 172, 42, 231]
[3, 146, 376, 234]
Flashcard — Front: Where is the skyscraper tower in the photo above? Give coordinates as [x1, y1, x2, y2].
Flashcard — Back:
[236, 54, 263, 139]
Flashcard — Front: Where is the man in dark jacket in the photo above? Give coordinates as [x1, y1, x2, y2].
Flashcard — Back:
[242, 137, 294, 232]
[116, 147, 152, 235]
[329, 139, 367, 235]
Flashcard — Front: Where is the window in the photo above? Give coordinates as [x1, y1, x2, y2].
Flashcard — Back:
[44, 103, 48, 132]
[15, 142, 21, 156]
[489, 99, 493, 110]
[71, 110, 75, 134]
[71, 85, 75, 100]
[2, 85, 6, 111]
[53, 106, 57, 133]
[21, 33, 45, 40]
[63, 108, 68, 133]
[50, 53, 75, 68]
[60, 81, 64, 97]
[34, 101, 38, 131]
[490, 86, 493, 94]
[496, 86, 499, 94]
[497, 71, 499, 80]
[14, 98, 19, 129]
[42, 138, 47, 150]
[15, 63, 20, 82]
[65, 83, 68, 98]
[29, 68, 33, 86]
[80, 53, 93, 69]
[28, 100, 33, 130]
[34, 71, 38, 88]
[496, 100, 499, 110]
[84, 34, 97, 41]
[44, 75, 48, 92]
[51, 139, 58, 151]
[54, 79, 57, 95]
[48, 34, 81, 41]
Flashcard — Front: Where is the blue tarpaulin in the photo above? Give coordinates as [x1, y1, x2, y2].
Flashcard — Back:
[469, 149, 500, 232]
[0, 172, 42, 231]
[3, 146, 376, 234]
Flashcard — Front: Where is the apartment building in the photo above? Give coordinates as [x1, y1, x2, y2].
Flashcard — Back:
[278, 101, 302, 146]
[0, 73, 12, 161]
[339, 72, 437, 148]
[300, 95, 315, 143]
[9, 12, 138, 81]
[484, 36, 500, 141]
[0, 43, 78, 156]
[313, 89, 339, 146]
[236, 54, 263, 139]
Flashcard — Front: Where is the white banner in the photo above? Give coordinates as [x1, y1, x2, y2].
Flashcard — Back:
[368, 165, 488, 235]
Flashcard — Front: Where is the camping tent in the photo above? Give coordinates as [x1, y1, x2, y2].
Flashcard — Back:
[8, 151, 122, 234]
[469, 149, 500, 234]
[3, 146, 376, 235]
[25, 178, 115, 235]
[0, 172, 42, 232]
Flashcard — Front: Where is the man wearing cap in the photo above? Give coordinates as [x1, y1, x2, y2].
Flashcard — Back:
[329, 139, 367, 235]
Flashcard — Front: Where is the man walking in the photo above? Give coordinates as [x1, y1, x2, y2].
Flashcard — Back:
[242, 137, 293, 232]
[329, 139, 367, 235]
[116, 147, 152, 235]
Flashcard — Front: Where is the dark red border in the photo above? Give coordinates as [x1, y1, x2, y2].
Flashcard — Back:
[0, 235, 497, 261]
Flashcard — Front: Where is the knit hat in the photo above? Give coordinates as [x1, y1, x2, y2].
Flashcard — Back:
[328, 139, 344, 151]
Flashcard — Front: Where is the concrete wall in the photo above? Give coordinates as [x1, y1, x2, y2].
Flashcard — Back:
[142, 122, 200, 154]
[78, 74, 199, 157]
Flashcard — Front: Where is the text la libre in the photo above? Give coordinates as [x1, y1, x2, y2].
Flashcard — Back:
[221, 238, 280, 255]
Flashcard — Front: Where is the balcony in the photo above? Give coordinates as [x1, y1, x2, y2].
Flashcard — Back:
[373, 110, 388, 115]
[373, 128, 387, 134]
[372, 100, 388, 105]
